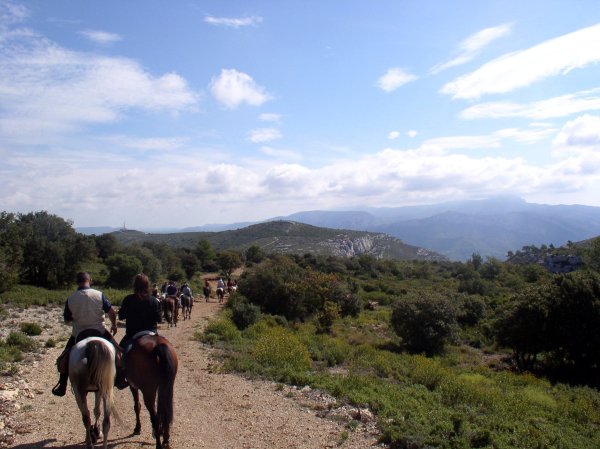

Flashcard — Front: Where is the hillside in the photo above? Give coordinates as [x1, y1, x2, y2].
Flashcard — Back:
[113, 220, 446, 261]
[276, 197, 600, 260]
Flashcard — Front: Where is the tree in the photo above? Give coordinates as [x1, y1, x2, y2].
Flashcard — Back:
[123, 245, 162, 281]
[495, 286, 551, 370]
[17, 211, 95, 287]
[177, 250, 199, 279]
[391, 293, 458, 356]
[217, 250, 242, 277]
[0, 212, 23, 292]
[142, 241, 181, 274]
[105, 253, 143, 288]
[245, 245, 265, 264]
[195, 239, 216, 270]
[470, 253, 483, 271]
[94, 234, 120, 260]
[584, 237, 600, 272]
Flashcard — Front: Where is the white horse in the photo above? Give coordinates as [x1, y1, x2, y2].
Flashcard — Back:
[69, 336, 117, 449]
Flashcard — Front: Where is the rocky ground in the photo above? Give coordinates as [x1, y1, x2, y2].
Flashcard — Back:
[3, 300, 384, 449]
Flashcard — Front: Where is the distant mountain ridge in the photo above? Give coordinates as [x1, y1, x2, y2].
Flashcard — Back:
[112, 220, 446, 262]
[79, 197, 600, 261]
[277, 197, 600, 260]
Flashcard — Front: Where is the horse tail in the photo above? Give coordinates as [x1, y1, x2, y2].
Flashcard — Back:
[155, 343, 176, 433]
[86, 340, 116, 415]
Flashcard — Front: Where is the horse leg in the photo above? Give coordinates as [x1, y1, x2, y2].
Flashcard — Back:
[131, 387, 142, 435]
[91, 391, 102, 444]
[74, 389, 93, 449]
[142, 389, 161, 449]
[101, 394, 111, 449]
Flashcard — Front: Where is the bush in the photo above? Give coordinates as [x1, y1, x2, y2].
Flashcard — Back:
[391, 293, 458, 356]
[105, 253, 143, 288]
[316, 301, 340, 333]
[20, 322, 42, 336]
[201, 315, 241, 344]
[6, 331, 38, 352]
[253, 327, 311, 372]
[230, 296, 262, 330]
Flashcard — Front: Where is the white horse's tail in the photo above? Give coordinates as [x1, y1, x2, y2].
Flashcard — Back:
[86, 340, 118, 419]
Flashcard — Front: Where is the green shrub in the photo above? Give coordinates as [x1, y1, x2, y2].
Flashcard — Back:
[201, 316, 241, 344]
[0, 343, 23, 369]
[45, 338, 57, 348]
[253, 327, 311, 372]
[20, 322, 42, 336]
[6, 331, 38, 352]
[316, 301, 339, 334]
[105, 253, 143, 288]
[391, 293, 458, 356]
[229, 296, 262, 330]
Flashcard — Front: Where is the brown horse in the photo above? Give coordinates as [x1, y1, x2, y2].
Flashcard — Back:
[126, 334, 178, 449]
[165, 296, 178, 327]
[180, 294, 192, 320]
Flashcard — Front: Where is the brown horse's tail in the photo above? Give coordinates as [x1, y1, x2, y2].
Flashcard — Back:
[86, 339, 117, 416]
[155, 343, 176, 433]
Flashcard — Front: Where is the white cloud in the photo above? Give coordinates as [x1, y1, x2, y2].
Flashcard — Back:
[210, 69, 271, 109]
[0, 1, 28, 26]
[377, 68, 417, 92]
[407, 130, 418, 138]
[422, 125, 556, 151]
[388, 131, 400, 140]
[553, 114, 600, 151]
[259, 146, 303, 161]
[102, 135, 187, 151]
[259, 113, 281, 122]
[0, 26, 198, 141]
[248, 128, 282, 143]
[442, 23, 600, 99]
[431, 23, 512, 74]
[3, 124, 599, 226]
[461, 88, 600, 120]
[204, 15, 263, 28]
[79, 30, 122, 45]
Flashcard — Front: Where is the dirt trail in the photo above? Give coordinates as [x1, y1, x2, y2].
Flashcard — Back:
[10, 300, 380, 449]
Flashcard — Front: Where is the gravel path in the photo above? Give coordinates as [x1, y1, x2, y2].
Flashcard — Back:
[10, 300, 381, 449]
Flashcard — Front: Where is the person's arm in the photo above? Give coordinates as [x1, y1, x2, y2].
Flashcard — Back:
[101, 293, 117, 335]
[108, 307, 118, 335]
[153, 300, 163, 324]
[63, 300, 73, 323]
[118, 297, 128, 321]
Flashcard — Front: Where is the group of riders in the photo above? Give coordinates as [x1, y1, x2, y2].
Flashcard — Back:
[51, 272, 237, 397]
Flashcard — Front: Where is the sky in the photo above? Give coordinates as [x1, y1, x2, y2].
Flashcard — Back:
[1, 0, 600, 228]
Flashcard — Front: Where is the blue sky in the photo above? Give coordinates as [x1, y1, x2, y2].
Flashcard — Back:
[1, 0, 600, 227]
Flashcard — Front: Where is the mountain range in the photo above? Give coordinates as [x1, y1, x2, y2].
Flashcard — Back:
[78, 196, 600, 260]
[111, 220, 446, 262]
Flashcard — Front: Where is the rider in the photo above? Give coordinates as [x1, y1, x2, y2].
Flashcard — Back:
[181, 282, 192, 305]
[52, 272, 120, 397]
[216, 278, 225, 291]
[117, 273, 162, 387]
[203, 279, 211, 302]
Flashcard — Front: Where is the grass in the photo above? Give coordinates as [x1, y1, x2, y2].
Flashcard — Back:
[20, 322, 42, 336]
[200, 311, 600, 449]
[0, 284, 131, 308]
[0, 331, 40, 371]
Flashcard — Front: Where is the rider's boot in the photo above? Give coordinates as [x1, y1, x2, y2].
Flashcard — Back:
[114, 367, 129, 390]
[52, 373, 69, 396]
[114, 347, 129, 390]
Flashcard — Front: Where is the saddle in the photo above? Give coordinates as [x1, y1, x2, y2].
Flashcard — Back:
[123, 330, 157, 355]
